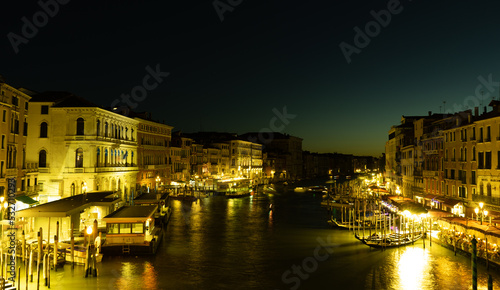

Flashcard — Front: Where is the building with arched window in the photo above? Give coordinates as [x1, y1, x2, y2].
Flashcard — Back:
[0, 81, 31, 204]
[27, 91, 139, 203]
[134, 115, 173, 192]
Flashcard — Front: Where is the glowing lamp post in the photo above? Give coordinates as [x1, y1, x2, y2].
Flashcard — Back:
[155, 176, 160, 193]
[85, 225, 94, 277]
[396, 186, 401, 197]
[475, 202, 488, 225]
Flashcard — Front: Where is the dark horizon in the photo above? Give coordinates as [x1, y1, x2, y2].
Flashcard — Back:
[3, 0, 500, 156]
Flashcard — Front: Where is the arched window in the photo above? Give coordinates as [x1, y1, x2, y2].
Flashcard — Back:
[105, 122, 109, 137]
[105, 148, 108, 166]
[488, 183, 492, 197]
[75, 148, 83, 168]
[39, 150, 47, 168]
[71, 183, 76, 196]
[76, 118, 84, 135]
[40, 122, 48, 138]
[480, 182, 484, 195]
[97, 148, 100, 167]
[96, 120, 101, 136]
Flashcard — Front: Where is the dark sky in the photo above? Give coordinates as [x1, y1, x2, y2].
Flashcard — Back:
[3, 0, 500, 156]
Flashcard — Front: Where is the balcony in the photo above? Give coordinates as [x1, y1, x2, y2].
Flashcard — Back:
[146, 164, 168, 170]
[472, 194, 500, 206]
[95, 166, 138, 173]
[6, 168, 18, 177]
[26, 185, 41, 194]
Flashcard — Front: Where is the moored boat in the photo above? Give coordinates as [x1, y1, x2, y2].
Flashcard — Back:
[363, 233, 423, 248]
[101, 205, 163, 255]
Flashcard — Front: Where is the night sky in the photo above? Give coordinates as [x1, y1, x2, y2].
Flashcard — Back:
[3, 0, 500, 157]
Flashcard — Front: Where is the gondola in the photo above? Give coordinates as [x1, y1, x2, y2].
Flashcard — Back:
[363, 233, 423, 248]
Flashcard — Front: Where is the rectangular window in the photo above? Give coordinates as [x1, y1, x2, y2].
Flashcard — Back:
[450, 169, 455, 179]
[11, 96, 18, 106]
[486, 151, 492, 169]
[41, 105, 48, 114]
[479, 152, 484, 169]
[472, 171, 476, 185]
[25, 102, 28, 111]
[1, 135, 4, 149]
[2, 110, 5, 122]
[132, 223, 143, 234]
[119, 223, 131, 234]
[108, 224, 119, 234]
[23, 121, 27, 136]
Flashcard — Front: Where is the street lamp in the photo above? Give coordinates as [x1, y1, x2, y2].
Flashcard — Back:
[155, 176, 160, 193]
[475, 202, 488, 225]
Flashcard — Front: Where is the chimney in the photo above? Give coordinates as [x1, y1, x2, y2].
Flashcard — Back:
[475, 107, 479, 116]
[484, 106, 487, 114]
[428, 111, 432, 116]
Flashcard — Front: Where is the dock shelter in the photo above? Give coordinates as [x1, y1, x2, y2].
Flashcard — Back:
[16, 191, 122, 243]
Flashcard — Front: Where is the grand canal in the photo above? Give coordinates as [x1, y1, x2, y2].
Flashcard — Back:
[25, 184, 500, 289]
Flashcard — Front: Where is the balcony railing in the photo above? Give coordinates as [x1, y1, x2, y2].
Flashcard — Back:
[472, 194, 500, 206]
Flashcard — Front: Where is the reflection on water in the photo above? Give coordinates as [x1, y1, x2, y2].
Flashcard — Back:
[396, 247, 428, 290]
[44, 189, 500, 290]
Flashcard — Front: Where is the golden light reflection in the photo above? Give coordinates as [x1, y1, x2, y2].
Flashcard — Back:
[397, 247, 428, 290]
[142, 261, 158, 289]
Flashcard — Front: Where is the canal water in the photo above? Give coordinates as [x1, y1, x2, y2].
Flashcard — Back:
[19, 185, 500, 289]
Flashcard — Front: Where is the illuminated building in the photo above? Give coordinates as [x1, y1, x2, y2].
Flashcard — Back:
[0, 79, 31, 202]
[239, 132, 302, 181]
[171, 131, 192, 182]
[26, 92, 139, 203]
[212, 142, 231, 177]
[133, 114, 173, 192]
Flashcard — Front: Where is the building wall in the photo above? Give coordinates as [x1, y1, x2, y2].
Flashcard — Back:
[27, 103, 139, 203]
[135, 118, 172, 191]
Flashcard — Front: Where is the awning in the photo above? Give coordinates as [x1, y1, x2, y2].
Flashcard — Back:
[15, 195, 39, 205]
[434, 197, 446, 203]
[442, 198, 461, 207]
[424, 194, 436, 200]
